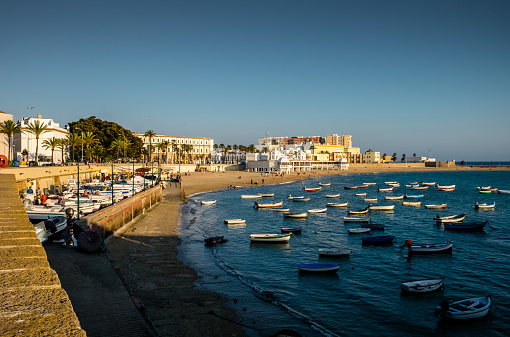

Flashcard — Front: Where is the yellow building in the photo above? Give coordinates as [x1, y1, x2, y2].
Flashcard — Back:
[363, 150, 381, 163]
[311, 144, 345, 161]
[381, 155, 392, 163]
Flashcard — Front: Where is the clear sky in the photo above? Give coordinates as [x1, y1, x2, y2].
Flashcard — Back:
[1, 0, 509, 161]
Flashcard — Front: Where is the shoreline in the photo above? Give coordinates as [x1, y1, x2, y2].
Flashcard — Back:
[106, 165, 509, 336]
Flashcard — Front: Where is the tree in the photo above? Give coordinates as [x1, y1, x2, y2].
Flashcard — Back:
[382, 153, 387, 157]
[401, 154, 407, 162]
[0, 120, 21, 164]
[110, 139, 124, 160]
[66, 133, 82, 163]
[144, 130, 156, 163]
[160, 140, 169, 164]
[42, 137, 60, 165]
[392, 153, 397, 162]
[413, 153, 417, 157]
[82, 131, 98, 162]
[262, 147, 269, 153]
[57, 138, 66, 164]
[171, 140, 178, 164]
[157, 142, 167, 163]
[26, 120, 49, 165]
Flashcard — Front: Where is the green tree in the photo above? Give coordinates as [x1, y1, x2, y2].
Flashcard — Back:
[82, 131, 98, 162]
[160, 140, 169, 164]
[392, 153, 397, 162]
[57, 138, 66, 164]
[144, 130, 156, 163]
[413, 153, 417, 157]
[42, 137, 60, 165]
[66, 133, 82, 163]
[0, 120, 21, 164]
[110, 139, 124, 160]
[401, 154, 407, 162]
[26, 120, 49, 165]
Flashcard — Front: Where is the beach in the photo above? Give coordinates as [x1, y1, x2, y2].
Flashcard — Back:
[105, 165, 508, 336]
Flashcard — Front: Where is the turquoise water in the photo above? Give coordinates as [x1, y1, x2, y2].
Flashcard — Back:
[179, 171, 510, 336]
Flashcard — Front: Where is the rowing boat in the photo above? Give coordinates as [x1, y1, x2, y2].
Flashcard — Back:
[250, 233, 292, 243]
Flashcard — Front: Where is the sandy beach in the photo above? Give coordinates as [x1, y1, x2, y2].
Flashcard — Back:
[106, 165, 508, 336]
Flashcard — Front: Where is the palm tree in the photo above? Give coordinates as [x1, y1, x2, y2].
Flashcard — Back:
[66, 133, 82, 163]
[110, 139, 123, 160]
[262, 147, 269, 153]
[144, 130, 156, 163]
[160, 140, 170, 163]
[392, 153, 397, 162]
[57, 138, 66, 164]
[401, 154, 407, 162]
[248, 144, 256, 153]
[82, 131, 98, 162]
[42, 137, 59, 165]
[157, 142, 167, 163]
[187, 144, 194, 163]
[90, 144, 103, 163]
[171, 140, 178, 164]
[0, 120, 21, 164]
[413, 153, 417, 158]
[122, 138, 132, 162]
[26, 120, 49, 165]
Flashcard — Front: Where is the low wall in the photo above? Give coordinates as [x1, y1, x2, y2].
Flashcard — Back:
[80, 184, 162, 237]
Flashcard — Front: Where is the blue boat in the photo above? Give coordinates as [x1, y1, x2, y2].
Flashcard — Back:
[404, 194, 424, 199]
[361, 223, 385, 229]
[298, 263, 340, 273]
[444, 221, 488, 231]
[361, 235, 395, 245]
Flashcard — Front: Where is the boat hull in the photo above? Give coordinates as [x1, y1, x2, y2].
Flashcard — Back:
[250, 233, 292, 243]
[401, 278, 444, 293]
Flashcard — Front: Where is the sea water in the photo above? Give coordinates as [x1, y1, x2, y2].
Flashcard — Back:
[178, 170, 510, 337]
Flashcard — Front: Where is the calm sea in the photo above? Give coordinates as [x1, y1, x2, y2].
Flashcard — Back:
[178, 170, 510, 337]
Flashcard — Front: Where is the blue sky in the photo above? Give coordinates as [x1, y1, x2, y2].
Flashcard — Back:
[1, 0, 509, 161]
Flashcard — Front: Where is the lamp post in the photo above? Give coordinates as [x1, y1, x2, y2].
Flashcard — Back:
[75, 128, 84, 220]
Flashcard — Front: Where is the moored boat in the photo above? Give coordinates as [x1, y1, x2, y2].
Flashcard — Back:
[474, 202, 495, 209]
[318, 183, 331, 187]
[273, 208, 290, 213]
[344, 186, 358, 190]
[434, 213, 466, 223]
[402, 201, 421, 207]
[308, 208, 327, 214]
[250, 233, 292, 243]
[304, 187, 321, 192]
[348, 227, 371, 234]
[385, 195, 404, 200]
[355, 193, 367, 196]
[259, 193, 275, 198]
[201, 200, 217, 205]
[326, 202, 348, 207]
[369, 205, 395, 211]
[424, 204, 447, 209]
[292, 197, 311, 202]
[378, 187, 393, 192]
[318, 248, 350, 257]
[241, 195, 262, 199]
[364, 198, 377, 203]
[344, 216, 371, 223]
[281, 227, 302, 234]
[443, 221, 488, 231]
[348, 206, 369, 215]
[498, 189, 510, 194]
[412, 186, 428, 190]
[284, 212, 308, 219]
[363, 182, 376, 186]
[435, 295, 492, 320]
[404, 194, 424, 199]
[326, 194, 340, 198]
[401, 278, 444, 293]
[361, 223, 385, 229]
[421, 182, 436, 186]
[224, 219, 246, 224]
[288, 195, 305, 200]
[254, 201, 283, 208]
[298, 263, 340, 273]
[402, 239, 453, 255]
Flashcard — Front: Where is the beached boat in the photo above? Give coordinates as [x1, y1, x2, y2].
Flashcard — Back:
[327, 202, 348, 207]
[259, 193, 275, 198]
[435, 295, 492, 320]
[344, 216, 371, 223]
[326, 194, 340, 198]
[404, 194, 424, 199]
[304, 187, 322, 192]
[402, 201, 421, 207]
[364, 198, 377, 203]
[361, 235, 395, 245]
[284, 212, 308, 219]
[318, 183, 331, 187]
[272, 208, 290, 213]
[424, 204, 447, 209]
[348, 227, 371, 234]
[224, 219, 246, 224]
[401, 278, 444, 293]
[35, 216, 68, 240]
[370, 205, 395, 211]
[308, 208, 327, 214]
[378, 187, 393, 192]
[443, 221, 488, 231]
[421, 182, 436, 186]
[348, 206, 370, 215]
[318, 248, 350, 257]
[201, 200, 216, 205]
[204, 236, 227, 246]
[385, 195, 404, 200]
[355, 193, 367, 196]
[250, 233, 292, 243]
[254, 201, 283, 208]
[292, 197, 311, 202]
[298, 263, 340, 273]
[344, 186, 358, 190]
[434, 213, 466, 223]
[402, 239, 453, 255]
[281, 228, 301, 234]
[361, 223, 385, 229]
[474, 202, 495, 209]
[241, 195, 262, 199]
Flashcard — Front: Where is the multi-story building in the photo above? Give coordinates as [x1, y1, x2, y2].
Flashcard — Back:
[0, 110, 14, 160]
[363, 150, 381, 163]
[325, 134, 341, 146]
[283, 136, 323, 146]
[134, 132, 214, 164]
[13, 114, 69, 164]
[258, 136, 285, 147]
[340, 135, 352, 147]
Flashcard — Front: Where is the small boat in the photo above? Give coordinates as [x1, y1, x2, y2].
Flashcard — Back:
[259, 193, 275, 198]
[201, 200, 216, 205]
[437, 187, 455, 191]
[273, 208, 289, 212]
[421, 182, 436, 186]
[326, 194, 340, 198]
[405, 184, 418, 188]
[479, 190, 492, 194]
[254, 201, 283, 208]
[401, 278, 444, 293]
[424, 204, 447, 209]
[444, 221, 488, 231]
[378, 187, 393, 192]
[477, 186, 491, 190]
[250, 233, 292, 243]
[408, 182, 418, 185]
[304, 187, 321, 192]
[437, 184, 455, 189]
[355, 193, 367, 196]
[434, 213, 466, 223]
[224, 219, 246, 224]
[318, 248, 350, 257]
[284, 212, 308, 219]
[435, 295, 492, 320]
[385, 181, 398, 185]
[318, 183, 331, 187]
[327, 202, 348, 207]
[370, 205, 395, 211]
[308, 208, 327, 214]
[363, 183, 376, 186]
[204, 236, 227, 246]
[292, 197, 311, 202]
[288, 195, 305, 200]
[385, 195, 404, 200]
[364, 198, 377, 203]
[357, 185, 369, 189]
[412, 186, 428, 190]
[241, 195, 262, 199]
[388, 183, 400, 188]
[402, 239, 453, 255]
[344, 216, 371, 223]
[498, 189, 510, 194]
[474, 202, 495, 209]
[348, 227, 371, 234]
[348, 206, 370, 215]
[344, 186, 358, 190]
[281, 227, 301, 234]
[361, 235, 395, 245]
[402, 201, 421, 207]
[361, 223, 385, 229]
[298, 263, 340, 273]
[404, 194, 424, 199]
[34, 216, 68, 242]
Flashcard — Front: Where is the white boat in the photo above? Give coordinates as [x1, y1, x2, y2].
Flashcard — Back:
[224, 219, 246, 224]
[474, 202, 495, 209]
[298, 263, 340, 273]
[364, 198, 377, 203]
[385, 181, 398, 185]
[26, 205, 67, 221]
[259, 193, 275, 198]
[434, 213, 466, 223]
[326, 202, 348, 207]
[348, 206, 369, 215]
[424, 204, 447, 209]
[254, 201, 283, 208]
[355, 193, 367, 196]
[435, 295, 492, 320]
[273, 208, 290, 213]
[241, 195, 262, 199]
[284, 212, 308, 219]
[378, 187, 393, 192]
[402, 201, 421, 207]
[498, 189, 510, 194]
[421, 182, 436, 186]
[437, 184, 456, 189]
[318, 248, 350, 257]
[388, 183, 400, 188]
[344, 216, 370, 223]
[250, 233, 292, 243]
[363, 183, 376, 186]
[318, 183, 331, 186]
[401, 278, 444, 293]
[288, 195, 305, 200]
[412, 186, 428, 190]
[201, 200, 216, 205]
[370, 205, 395, 211]
[326, 194, 340, 198]
[292, 197, 311, 202]
[308, 208, 327, 214]
[385, 195, 404, 200]
[348, 227, 371, 234]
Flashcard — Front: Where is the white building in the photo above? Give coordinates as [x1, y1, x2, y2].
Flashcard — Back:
[13, 114, 69, 164]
